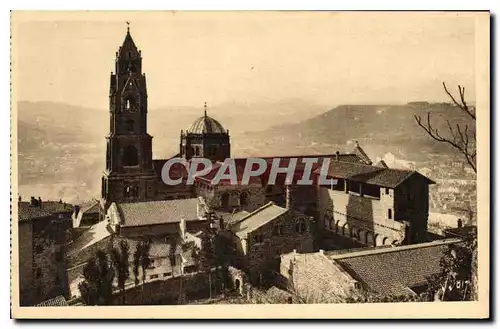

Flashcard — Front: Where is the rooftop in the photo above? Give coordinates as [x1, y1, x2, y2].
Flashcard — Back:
[35, 295, 68, 307]
[117, 198, 201, 227]
[331, 239, 461, 296]
[229, 202, 288, 237]
[18, 200, 74, 222]
[313, 160, 435, 188]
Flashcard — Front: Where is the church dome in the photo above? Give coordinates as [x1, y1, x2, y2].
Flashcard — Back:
[187, 115, 226, 134]
[186, 103, 227, 134]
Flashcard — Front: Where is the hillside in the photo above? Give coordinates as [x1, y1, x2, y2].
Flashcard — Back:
[243, 102, 476, 161]
[15, 99, 326, 203]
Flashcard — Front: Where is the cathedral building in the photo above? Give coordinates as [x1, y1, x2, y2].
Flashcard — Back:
[99, 27, 435, 250]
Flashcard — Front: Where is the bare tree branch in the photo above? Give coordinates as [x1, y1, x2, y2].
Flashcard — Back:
[414, 82, 476, 173]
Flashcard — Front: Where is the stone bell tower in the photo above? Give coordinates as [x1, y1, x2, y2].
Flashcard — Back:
[100, 24, 156, 215]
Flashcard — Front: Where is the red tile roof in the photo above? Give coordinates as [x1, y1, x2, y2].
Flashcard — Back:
[333, 240, 458, 295]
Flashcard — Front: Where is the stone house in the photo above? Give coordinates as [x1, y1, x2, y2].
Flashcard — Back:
[106, 198, 210, 238]
[17, 198, 73, 306]
[222, 196, 314, 285]
[315, 159, 435, 249]
[280, 239, 460, 302]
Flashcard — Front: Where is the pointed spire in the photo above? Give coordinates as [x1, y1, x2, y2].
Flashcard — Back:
[126, 21, 130, 34]
[204, 102, 207, 118]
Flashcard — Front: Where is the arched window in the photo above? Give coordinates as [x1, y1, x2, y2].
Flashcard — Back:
[221, 193, 230, 208]
[240, 192, 249, 206]
[190, 146, 195, 156]
[295, 219, 306, 233]
[123, 145, 138, 166]
[125, 119, 134, 133]
[195, 146, 201, 156]
[125, 96, 136, 111]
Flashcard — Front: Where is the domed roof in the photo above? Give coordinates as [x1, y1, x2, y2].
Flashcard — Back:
[186, 103, 227, 134]
[187, 115, 226, 134]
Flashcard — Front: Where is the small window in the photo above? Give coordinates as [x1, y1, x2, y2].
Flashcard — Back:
[385, 187, 390, 195]
[253, 234, 264, 244]
[388, 209, 392, 219]
[273, 225, 283, 236]
[163, 272, 171, 278]
[295, 220, 306, 233]
[150, 274, 159, 280]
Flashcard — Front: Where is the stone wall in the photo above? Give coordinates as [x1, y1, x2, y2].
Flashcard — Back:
[246, 210, 315, 282]
[18, 222, 33, 306]
[318, 186, 406, 247]
[280, 250, 357, 303]
[111, 269, 225, 305]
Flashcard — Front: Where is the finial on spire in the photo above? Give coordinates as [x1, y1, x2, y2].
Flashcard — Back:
[126, 21, 130, 33]
[204, 102, 207, 117]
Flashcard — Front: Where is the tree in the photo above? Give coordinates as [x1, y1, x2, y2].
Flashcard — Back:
[140, 238, 152, 285]
[78, 250, 115, 305]
[424, 235, 477, 301]
[414, 82, 476, 173]
[133, 242, 142, 286]
[111, 240, 130, 304]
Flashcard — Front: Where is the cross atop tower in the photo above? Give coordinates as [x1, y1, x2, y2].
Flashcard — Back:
[204, 102, 207, 118]
[126, 21, 130, 33]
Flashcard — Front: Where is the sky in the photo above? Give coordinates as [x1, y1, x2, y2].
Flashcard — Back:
[12, 11, 477, 110]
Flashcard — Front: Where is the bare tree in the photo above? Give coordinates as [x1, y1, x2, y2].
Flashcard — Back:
[414, 82, 476, 173]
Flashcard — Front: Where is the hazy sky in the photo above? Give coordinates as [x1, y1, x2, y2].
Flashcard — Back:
[13, 11, 476, 110]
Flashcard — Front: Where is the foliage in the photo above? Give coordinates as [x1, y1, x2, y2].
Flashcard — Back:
[424, 235, 477, 301]
[111, 240, 130, 304]
[78, 249, 115, 305]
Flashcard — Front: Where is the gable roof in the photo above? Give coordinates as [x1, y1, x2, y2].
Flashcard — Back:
[331, 239, 460, 296]
[351, 142, 372, 165]
[313, 160, 435, 188]
[117, 198, 201, 227]
[230, 202, 288, 237]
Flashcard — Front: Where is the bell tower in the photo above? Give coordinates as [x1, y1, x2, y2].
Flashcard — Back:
[101, 24, 156, 214]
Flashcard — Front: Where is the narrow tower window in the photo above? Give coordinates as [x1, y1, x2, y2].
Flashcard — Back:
[123, 145, 138, 166]
[125, 119, 134, 133]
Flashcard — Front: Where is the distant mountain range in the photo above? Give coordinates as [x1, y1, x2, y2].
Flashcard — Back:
[243, 102, 475, 161]
[15, 100, 474, 203]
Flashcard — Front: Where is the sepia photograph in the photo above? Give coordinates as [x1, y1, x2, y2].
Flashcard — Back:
[10, 10, 490, 319]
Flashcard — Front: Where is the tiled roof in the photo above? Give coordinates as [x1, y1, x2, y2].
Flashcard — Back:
[334, 240, 458, 295]
[80, 200, 99, 214]
[67, 220, 113, 257]
[18, 202, 53, 222]
[230, 202, 288, 237]
[351, 142, 372, 165]
[314, 160, 435, 188]
[117, 198, 201, 227]
[36, 295, 68, 307]
[18, 201, 73, 222]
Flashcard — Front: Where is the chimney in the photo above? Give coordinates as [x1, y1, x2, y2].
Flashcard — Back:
[74, 205, 80, 217]
[18, 195, 21, 202]
[38, 197, 42, 208]
[285, 185, 295, 210]
[30, 196, 37, 207]
[335, 151, 340, 161]
[179, 217, 186, 240]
